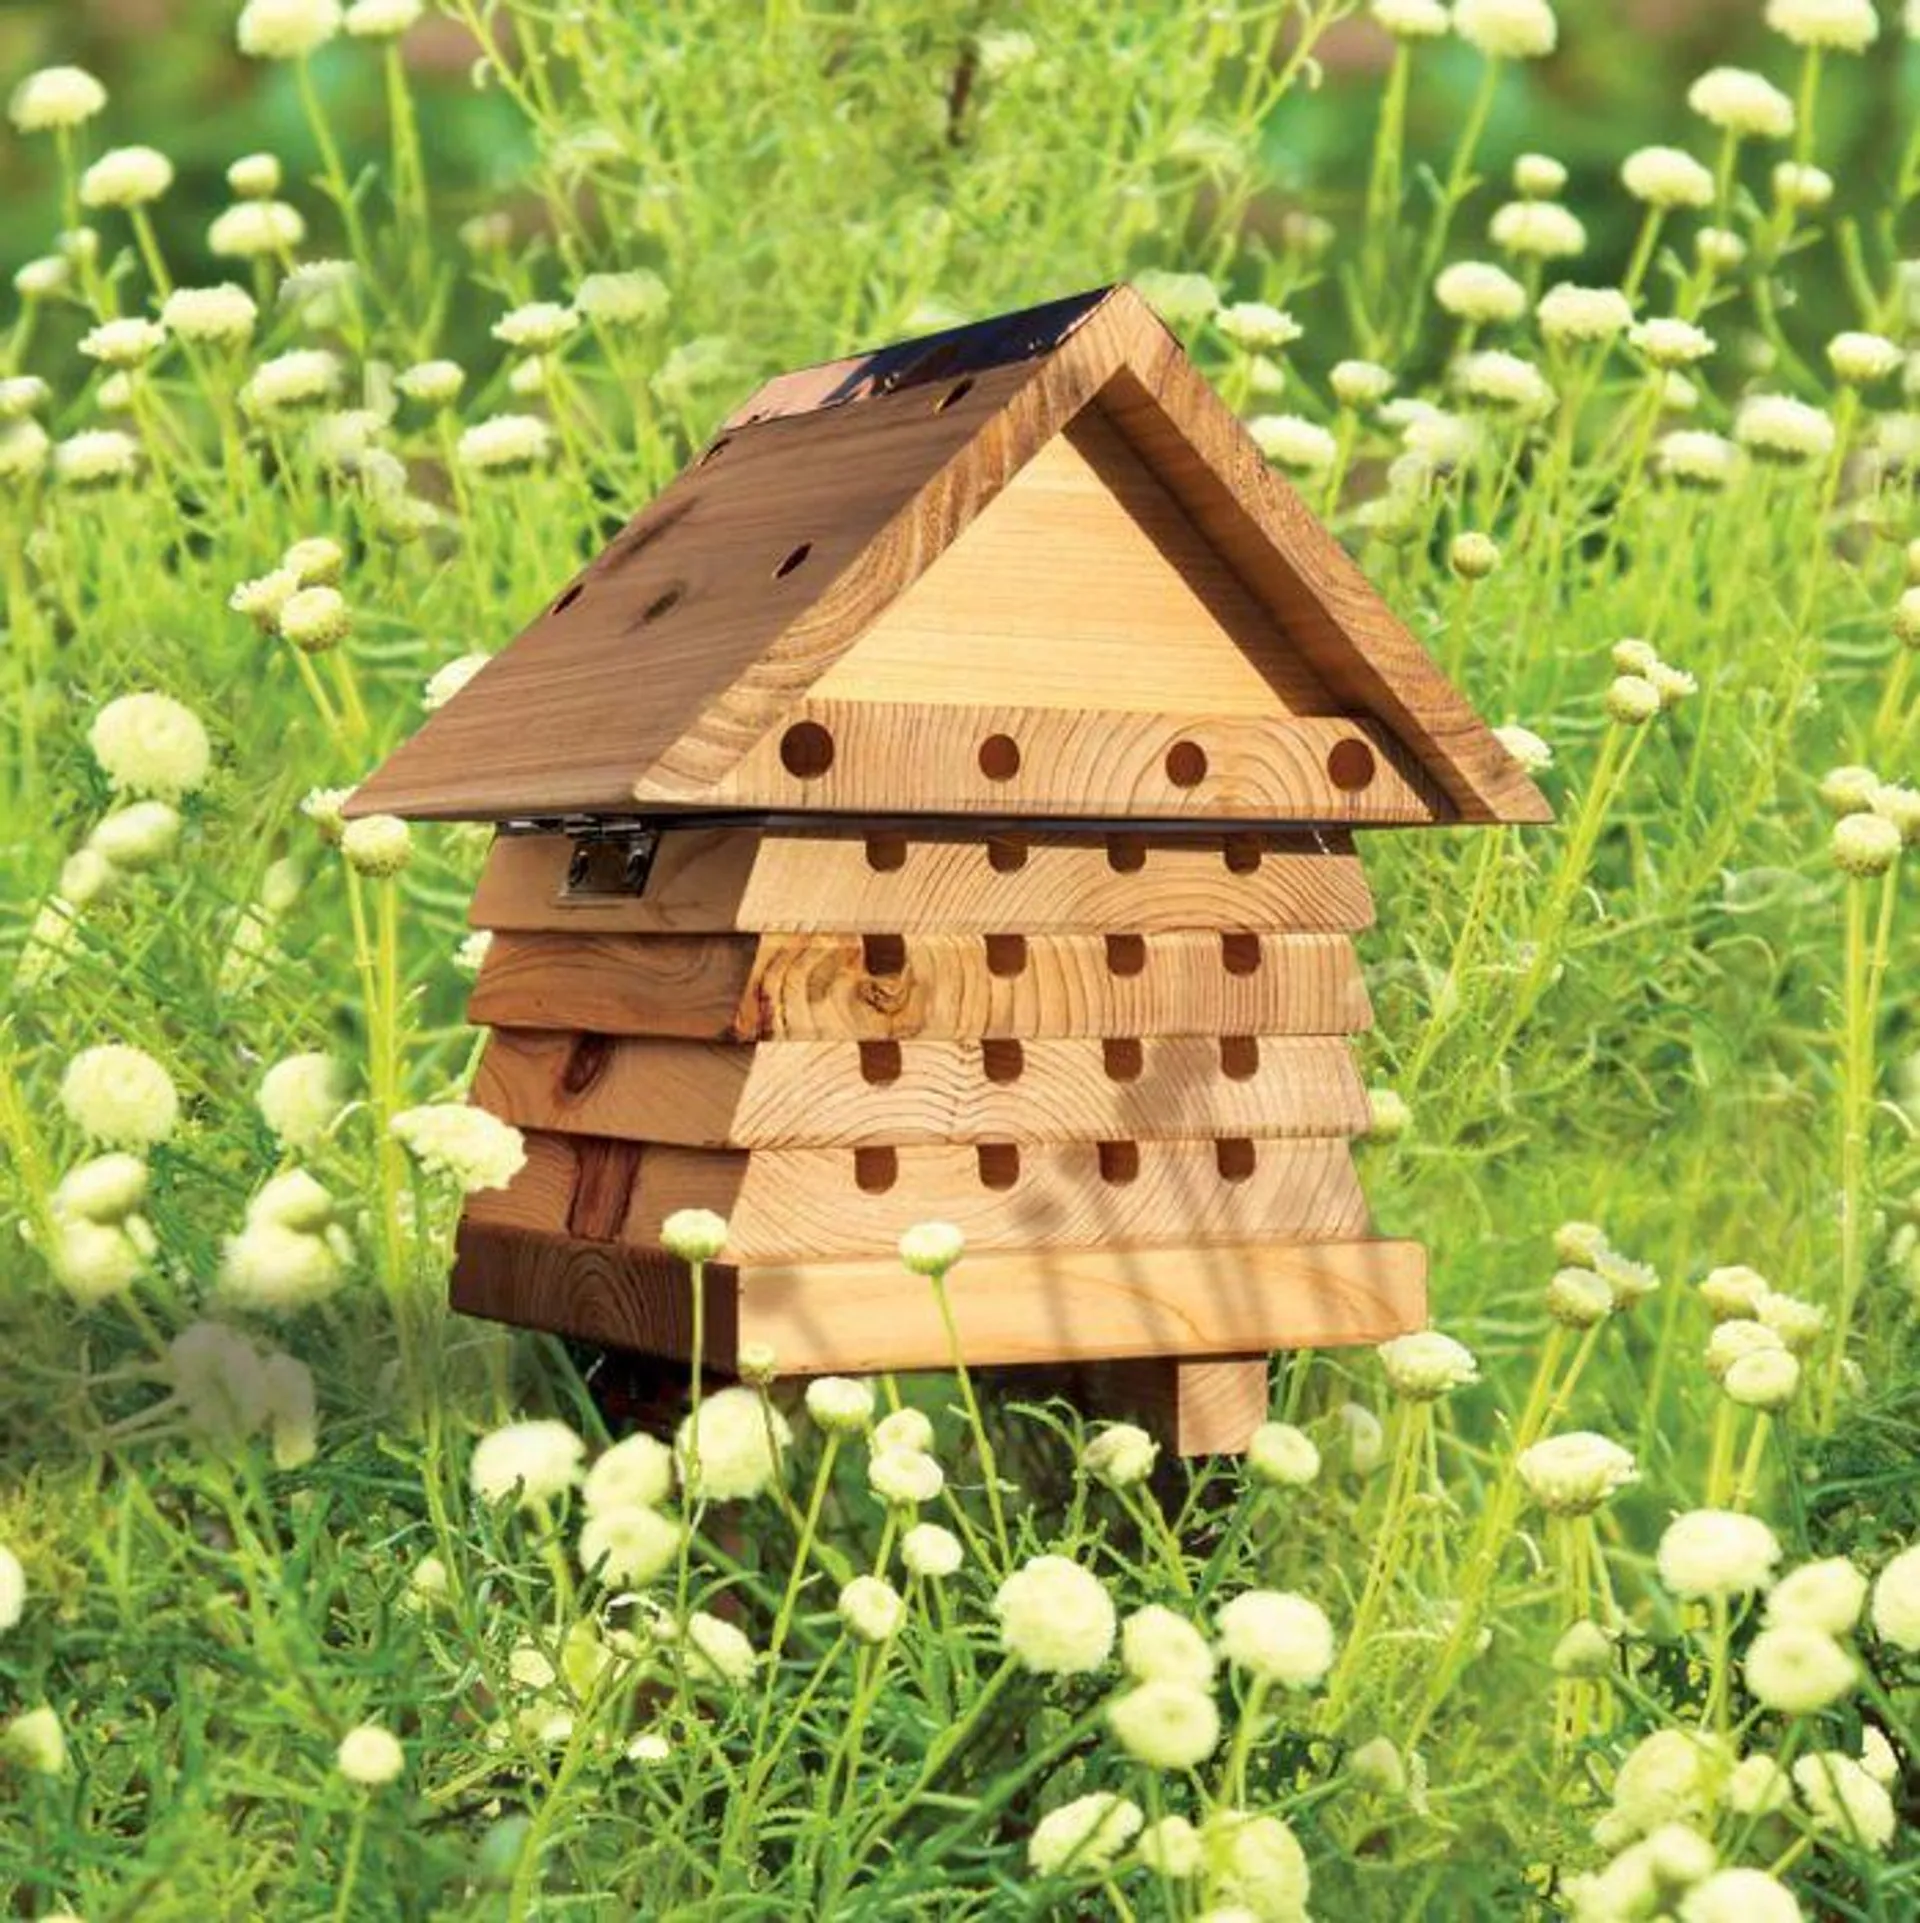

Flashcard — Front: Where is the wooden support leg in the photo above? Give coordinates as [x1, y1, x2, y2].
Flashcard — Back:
[1054, 1353, 1273, 1456]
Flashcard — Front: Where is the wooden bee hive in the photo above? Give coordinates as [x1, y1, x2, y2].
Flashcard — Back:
[350, 285, 1548, 1453]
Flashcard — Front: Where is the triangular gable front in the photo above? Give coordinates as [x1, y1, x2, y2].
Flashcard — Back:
[348, 286, 1548, 827]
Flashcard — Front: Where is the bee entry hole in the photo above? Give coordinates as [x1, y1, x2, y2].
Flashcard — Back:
[1098, 1140, 1140, 1185]
[986, 834, 1028, 873]
[698, 436, 730, 465]
[1219, 1036, 1260, 1080]
[981, 1038, 1024, 1084]
[985, 934, 1027, 978]
[978, 734, 1021, 781]
[551, 580, 585, 615]
[863, 933, 907, 977]
[1224, 835, 1263, 875]
[864, 832, 906, 872]
[1216, 1138, 1256, 1182]
[1106, 834, 1146, 874]
[855, 1146, 898, 1193]
[1105, 934, 1146, 977]
[933, 377, 974, 413]
[779, 720, 835, 779]
[641, 583, 684, 623]
[1165, 740, 1209, 788]
[1327, 737, 1378, 792]
[773, 541, 813, 579]
[977, 1143, 1020, 1190]
[1102, 1038, 1143, 1082]
[1220, 933, 1262, 977]
[858, 1041, 902, 1086]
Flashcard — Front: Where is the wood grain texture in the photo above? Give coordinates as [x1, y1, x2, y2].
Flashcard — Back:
[469, 828, 1375, 936]
[806, 411, 1335, 716]
[1059, 1356, 1274, 1456]
[450, 1224, 1429, 1374]
[647, 703, 1447, 824]
[623, 1137, 1370, 1259]
[348, 282, 1547, 827]
[470, 928, 1373, 1041]
[474, 1030, 1371, 1148]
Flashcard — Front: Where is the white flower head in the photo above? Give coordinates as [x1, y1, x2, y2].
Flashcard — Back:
[1723, 1346, 1800, 1410]
[1200, 1809, 1312, 1916]
[336, 1722, 404, 1787]
[1773, 161, 1834, 209]
[1246, 1421, 1320, 1487]
[1330, 358, 1395, 407]
[661, 1208, 728, 1263]
[1082, 1422, 1158, 1489]
[579, 1504, 681, 1586]
[0, 1547, 24, 1633]
[241, 349, 342, 416]
[1605, 674, 1662, 725]
[1765, 0, 1879, 51]
[1248, 413, 1336, 474]
[868, 1445, 944, 1507]
[1656, 429, 1741, 488]
[1489, 199, 1586, 259]
[279, 585, 350, 654]
[1516, 1431, 1638, 1515]
[1435, 260, 1528, 323]
[1688, 67, 1796, 140]
[898, 1220, 964, 1277]
[804, 1376, 874, 1434]
[229, 153, 283, 198]
[1377, 1329, 1478, 1399]
[1494, 723, 1553, 774]
[1370, 0, 1450, 36]
[1215, 1589, 1336, 1687]
[81, 146, 176, 212]
[54, 429, 141, 487]
[238, 0, 344, 60]
[422, 653, 489, 712]
[582, 1433, 674, 1516]
[210, 199, 307, 258]
[1871, 1543, 1920, 1648]
[456, 413, 554, 474]
[675, 1385, 790, 1501]
[1829, 330, 1903, 385]
[1791, 1750, 1896, 1849]
[837, 1574, 905, 1644]
[471, 1419, 585, 1507]
[10, 66, 107, 132]
[994, 1554, 1116, 1674]
[1833, 811, 1901, 877]
[1514, 152, 1568, 197]
[1679, 1868, 1805, 1923]
[1455, 349, 1554, 413]
[1216, 302, 1302, 353]
[1631, 318, 1715, 368]
[163, 284, 259, 345]
[396, 358, 465, 406]
[88, 800, 180, 870]
[1122, 1603, 1217, 1687]
[1537, 283, 1633, 344]
[60, 1044, 178, 1146]
[345, 0, 424, 35]
[390, 1104, 525, 1191]
[1657, 1509, 1781, 1598]
[1027, 1791, 1143, 1876]
[1453, 0, 1557, 59]
[493, 301, 581, 352]
[901, 1522, 963, 1579]
[1107, 1680, 1221, 1770]
[1621, 146, 1714, 209]
[341, 814, 411, 877]
[256, 1054, 345, 1149]
[1699, 1264, 1770, 1320]
[1745, 1624, 1859, 1714]
[574, 269, 670, 327]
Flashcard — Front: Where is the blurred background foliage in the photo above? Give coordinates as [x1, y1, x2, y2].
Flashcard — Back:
[4, 0, 1915, 384]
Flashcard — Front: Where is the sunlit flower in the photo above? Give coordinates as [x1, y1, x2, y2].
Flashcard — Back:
[209, 199, 306, 258]
[1514, 152, 1567, 197]
[2, 1706, 67, 1775]
[579, 1504, 681, 1585]
[1454, 349, 1554, 413]
[228, 152, 282, 197]
[1538, 283, 1632, 344]
[1329, 358, 1395, 407]
[493, 301, 581, 352]
[163, 283, 259, 344]
[471, 1419, 585, 1507]
[1377, 1329, 1478, 1398]
[396, 358, 465, 405]
[1248, 414, 1336, 473]
[1829, 330, 1902, 384]
[1657, 1509, 1780, 1598]
[898, 1220, 965, 1277]
[1453, 0, 1557, 59]
[1621, 146, 1714, 208]
[803, 1376, 873, 1433]
[1370, 0, 1450, 36]
[238, 0, 343, 60]
[1449, 531, 1502, 579]
[1546, 1265, 1612, 1326]
[675, 1386, 790, 1501]
[0, 1547, 24, 1634]
[1678, 1868, 1803, 1923]
[1765, 0, 1879, 51]
[1490, 199, 1586, 258]
[242, 348, 342, 415]
[1434, 259, 1527, 322]
[1247, 1421, 1320, 1486]
[1832, 811, 1901, 876]
[1134, 1813, 1202, 1877]
[1200, 1809, 1312, 1918]
[901, 1522, 963, 1579]
[60, 1044, 178, 1146]
[89, 801, 180, 870]
[1082, 1422, 1158, 1488]
[1028, 1791, 1143, 1876]
[838, 1574, 905, 1644]
[345, 0, 423, 35]
[1630, 318, 1714, 367]
[1121, 1603, 1217, 1687]
[10, 66, 107, 132]
[1215, 1589, 1335, 1687]
[1553, 1621, 1615, 1676]
[340, 813, 411, 877]
[1516, 1431, 1638, 1514]
[1791, 1750, 1895, 1848]
[390, 1103, 524, 1191]
[456, 413, 554, 473]
[1688, 67, 1795, 139]
[1655, 428, 1740, 487]
[1745, 1624, 1858, 1713]
[1870, 1543, 1920, 1648]
[995, 1555, 1116, 1674]
[1772, 161, 1833, 209]
[336, 1722, 404, 1787]
[1131, 269, 1220, 328]
[279, 585, 350, 653]
[54, 429, 140, 486]
[1107, 1680, 1220, 1769]
[1605, 674, 1661, 725]
[1699, 1264, 1769, 1319]
[869, 1446, 944, 1506]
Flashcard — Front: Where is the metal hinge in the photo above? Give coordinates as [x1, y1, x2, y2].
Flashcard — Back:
[557, 824, 660, 898]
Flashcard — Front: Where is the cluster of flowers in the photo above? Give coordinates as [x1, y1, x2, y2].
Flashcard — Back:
[1819, 761, 1920, 878]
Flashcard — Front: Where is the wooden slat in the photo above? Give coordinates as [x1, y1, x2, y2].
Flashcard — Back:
[450, 1224, 1429, 1377]
[469, 929, 1373, 1042]
[467, 1130, 1369, 1260]
[475, 1031, 1370, 1148]
[469, 828, 1374, 936]
[628, 1138, 1366, 1260]
[648, 703, 1446, 824]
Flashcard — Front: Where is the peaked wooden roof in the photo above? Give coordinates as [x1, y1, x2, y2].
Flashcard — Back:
[349, 285, 1549, 827]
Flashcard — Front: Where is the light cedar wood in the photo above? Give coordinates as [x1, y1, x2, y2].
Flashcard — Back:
[1051, 1356, 1275, 1456]
[804, 410, 1336, 715]
[468, 928, 1375, 1041]
[473, 1030, 1370, 1148]
[347, 284, 1547, 825]
[645, 703, 1447, 823]
[624, 1137, 1368, 1260]
[449, 1223, 1430, 1372]
[464, 1130, 1371, 1259]
[468, 828, 1375, 936]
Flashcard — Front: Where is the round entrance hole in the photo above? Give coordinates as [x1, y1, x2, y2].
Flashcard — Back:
[779, 720, 835, 779]
[1327, 737, 1378, 792]
[1165, 740, 1209, 788]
